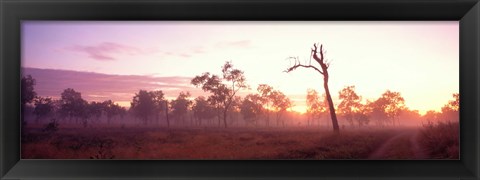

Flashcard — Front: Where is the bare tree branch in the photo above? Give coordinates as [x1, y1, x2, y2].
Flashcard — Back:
[285, 64, 324, 74]
[285, 53, 324, 75]
[283, 43, 340, 133]
[312, 43, 324, 65]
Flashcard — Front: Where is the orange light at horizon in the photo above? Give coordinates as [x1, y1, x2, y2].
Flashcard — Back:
[116, 101, 132, 108]
[290, 105, 308, 114]
[94, 93, 449, 116]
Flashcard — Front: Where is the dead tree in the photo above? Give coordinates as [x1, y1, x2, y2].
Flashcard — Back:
[285, 43, 340, 133]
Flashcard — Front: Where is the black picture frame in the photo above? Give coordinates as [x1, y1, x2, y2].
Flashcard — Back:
[1, 0, 479, 179]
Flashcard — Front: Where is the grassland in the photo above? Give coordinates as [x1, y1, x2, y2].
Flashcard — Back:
[21, 123, 459, 160]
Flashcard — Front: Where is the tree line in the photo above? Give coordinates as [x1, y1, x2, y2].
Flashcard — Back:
[22, 75, 127, 128]
[306, 85, 459, 129]
[285, 43, 459, 133]
[21, 60, 459, 130]
[21, 62, 295, 128]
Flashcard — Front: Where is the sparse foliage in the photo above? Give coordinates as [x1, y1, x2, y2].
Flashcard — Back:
[21, 75, 37, 138]
[103, 100, 124, 124]
[192, 96, 216, 126]
[338, 86, 363, 127]
[150, 90, 166, 125]
[33, 96, 55, 124]
[380, 90, 405, 126]
[257, 84, 275, 126]
[440, 93, 459, 122]
[59, 88, 89, 124]
[270, 90, 292, 127]
[192, 61, 248, 128]
[240, 94, 264, 126]
[42, 118, 59, 134]
[21, 75, 37, 106]
[88, 101, 105, 123]
[366, 90, 405, 127]
[306, 89, 327, 126]
[130, 90, 156, 125]
[170, 91, 192, 125]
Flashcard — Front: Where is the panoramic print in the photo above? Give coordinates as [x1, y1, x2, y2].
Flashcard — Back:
[21, 21, 459, 159]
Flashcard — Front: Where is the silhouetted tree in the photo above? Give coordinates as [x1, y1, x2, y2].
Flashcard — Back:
[257, 84, 274, 127]
[88, 101, 105, 124]
[103, 100, 123, 124]
[286, 43, 340, 133]
[423, 110, 440, 123]
[380, 90, 405, 126]
[21, 75, 37, 106]
[76, 100, 90, 127]
[270, 90, 292, 127]
[119, 106, 127, 119]
[447, 93, 459, 110]
[192, 61, 248, 128]
[192, 73, 225, 126]
[366, 99, 389, 127]
[192, 96, 216, 126]
[59, 88, 86, 124]
[354, 105, 370, 127]
[398, 108, 421, 126]
[338, 86, 362, 127]
[33, 96, 54, 124]
[165, 100, 171, 128]
[21, 75, 37, 140]
[228, 96, 242, 127]
[240, 94, 264, 126]
[130, 90, 155, 125]
[150, 90, 166, 125]
[171, 92, 192, 125]
[440, 93, 459, 122]
[367, 90, 405, 127]
[306, 89, 326, 126]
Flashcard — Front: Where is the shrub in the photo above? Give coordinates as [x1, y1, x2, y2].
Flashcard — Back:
[42, 119, 59, 134]
[420, 121, 459, 159]
[89, 138, 116, 159]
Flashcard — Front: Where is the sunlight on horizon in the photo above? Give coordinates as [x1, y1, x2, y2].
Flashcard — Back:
[22, 21, 459, 115]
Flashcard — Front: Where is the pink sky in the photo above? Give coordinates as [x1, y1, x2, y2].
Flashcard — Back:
[22, 21, 459, 114]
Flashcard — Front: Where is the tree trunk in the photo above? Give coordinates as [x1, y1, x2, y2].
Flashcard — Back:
[323, 75, 340, 133]
[266, 114, 270, 127]
[223, 109, 228, 128]
[165, 101, 170, 128]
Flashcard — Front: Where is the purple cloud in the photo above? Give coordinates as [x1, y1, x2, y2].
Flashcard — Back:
[65, 42, 146, 61]
[22, 67, 207, 105]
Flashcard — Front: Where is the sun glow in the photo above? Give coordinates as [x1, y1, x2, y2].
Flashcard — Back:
[23, 21, 458, 115]
[290, 105, 308, 114]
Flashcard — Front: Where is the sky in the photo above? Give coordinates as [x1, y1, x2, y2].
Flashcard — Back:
[22, 21, 459, 114]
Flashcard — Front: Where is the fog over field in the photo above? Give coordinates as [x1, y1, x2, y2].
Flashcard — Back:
[21, 21, 459, 159]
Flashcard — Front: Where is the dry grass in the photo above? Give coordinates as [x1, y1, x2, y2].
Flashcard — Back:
[278, 129, 398, 159]
[419, 121, 459, 159]
[22, 126, 403, 159]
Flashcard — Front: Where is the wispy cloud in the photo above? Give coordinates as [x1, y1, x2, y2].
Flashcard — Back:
[216, 40, 251, 49]
[192, 46, 206, 54]
[160, 46, 206, 59]
[154, 41, 247, 60]
[64, 42, 154, 61]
